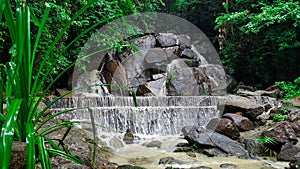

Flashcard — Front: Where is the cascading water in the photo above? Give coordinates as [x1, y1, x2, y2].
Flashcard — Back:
[49, 96, 221, 135]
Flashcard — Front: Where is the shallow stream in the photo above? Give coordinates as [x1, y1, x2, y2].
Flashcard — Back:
[100, 133, 289, 169]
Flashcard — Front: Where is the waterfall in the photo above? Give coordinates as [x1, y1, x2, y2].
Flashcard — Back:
[49, 96, 222, 135]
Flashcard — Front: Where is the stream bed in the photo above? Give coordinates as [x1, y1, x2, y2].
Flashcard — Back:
[99, 133, 289, 169]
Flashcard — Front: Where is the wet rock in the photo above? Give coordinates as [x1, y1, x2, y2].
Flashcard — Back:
[184, 126, 250, 158]
[223, 113, 254, 131]
[133, 35, 156, 50]
[142, 140, 162, 148]
[220, 163, 237, 169]
[129, 157, 151, 165]
[224, 95, 265, 120]
[186, 152, 196, 157]
[158, 157, 180, 165]
[261, 121, 298, 145]
[156, 33, 178, 47]
[181, 48, 195, 59]
[123, 129, 134, 144]
[206, 118, 240, 139]
[117, 165, 146, 169]
[144, 48, 168, 64]
[109, 136, 125, 149]
[277, 143, 300, 161]
[136, 76, 167, 96]
[203, 148, 227, 157]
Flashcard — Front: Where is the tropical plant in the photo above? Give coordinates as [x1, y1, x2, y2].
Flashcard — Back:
[0, 0, 137, 168]
[215, 0, 300, 87]
[255, 136, 278, 157]
[276, 76, 300, 100]
[272, 114, 287, 122]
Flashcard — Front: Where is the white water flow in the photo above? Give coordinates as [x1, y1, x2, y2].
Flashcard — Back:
[49, 96, 222, 135]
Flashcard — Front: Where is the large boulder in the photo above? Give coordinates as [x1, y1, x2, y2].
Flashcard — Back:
[166, 59, 199, 96]
[144, 48, 168, 64]
[156, 33, 178, 47]
[277, 143, 300, 161]
[136, 74, 167, 96]
[206, 118, 240, 139]
[133, 34, 156, 50]
[182, 126, 250, 158]
[261, 121, 298, 145]
[223, 113, 254, 131]
[223, 95, 265, 120]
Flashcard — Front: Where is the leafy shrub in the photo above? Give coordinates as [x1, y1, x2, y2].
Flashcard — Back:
[276, 77, 300, 99]
[215, 0, 300, 87]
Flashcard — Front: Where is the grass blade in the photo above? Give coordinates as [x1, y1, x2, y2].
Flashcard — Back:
[88, 108, 97, 167]
[48, 149, 83, 164]
[0, 99, 22, 169]
[0, 0, 5, 21]
[26, 122, 35, 169]
[37, 136, 52, 169]
[3, 0, 16, 43]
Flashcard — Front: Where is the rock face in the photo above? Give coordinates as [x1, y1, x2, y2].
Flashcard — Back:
[224, 95, 265, 120]
[206, 118, 240, 139]
[223, 113, 254, 131]
[278, 143, 300, 161]
[182, 126, 250, 158]
[261, 121, 298, 145]
[72, 33, 226, 97]
[156, 33, 178, 47]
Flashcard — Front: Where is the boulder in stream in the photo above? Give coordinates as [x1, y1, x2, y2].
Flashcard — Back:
[224, 95, 265, 120]
[182, 126, 250, 158]
[206, 118, 240, 139]
[223, 113, 254, 131]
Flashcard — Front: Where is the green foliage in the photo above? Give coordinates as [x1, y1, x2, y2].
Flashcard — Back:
[255, 136, 278, 157]
[0, 0, 138, 168]
[215, 0, 300, 87]
[276, 77, 300, 99]
[0, 0, 152, 88]
[273, 114, 286, 122]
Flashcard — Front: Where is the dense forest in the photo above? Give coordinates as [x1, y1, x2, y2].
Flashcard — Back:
[1, 0, 299, 89]
[0, 0, 299, 168]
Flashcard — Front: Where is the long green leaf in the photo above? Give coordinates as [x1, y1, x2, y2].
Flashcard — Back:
[37, 136, 52, 169]
[88, 108, 96, 167]
[3, 0, 16, 43]
[26, 122, 35, 169]
[0, 99, 22, 169]
[31, 0, 98, 98]
[0, 0, 5, 21]
[48, 149, 83, 164]
[31, 2, 51, 71]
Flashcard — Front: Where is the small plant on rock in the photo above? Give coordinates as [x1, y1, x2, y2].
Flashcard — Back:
[272, 114, 287, 122]
[255, 137, 278, 157]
